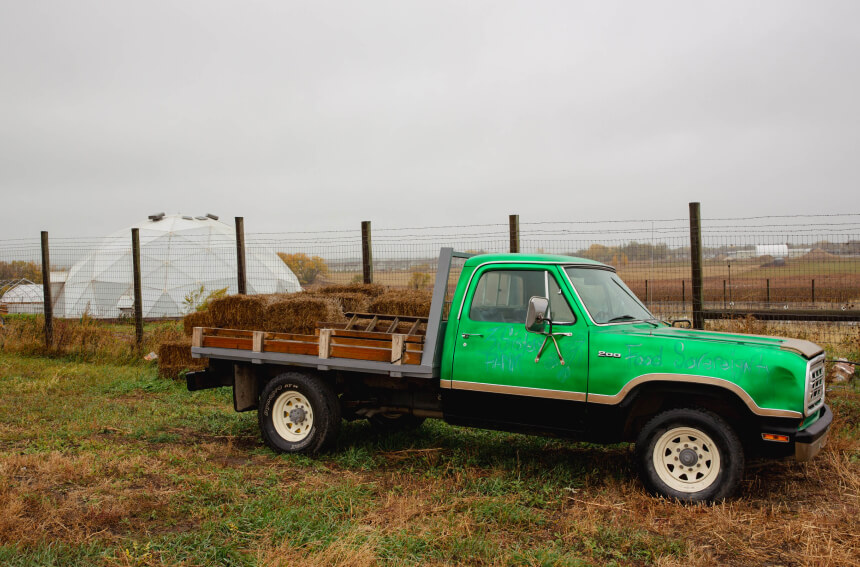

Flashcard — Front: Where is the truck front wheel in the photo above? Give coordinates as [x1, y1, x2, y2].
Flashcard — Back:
[258, 372, 340, 454]
[634, 408, 744, 502]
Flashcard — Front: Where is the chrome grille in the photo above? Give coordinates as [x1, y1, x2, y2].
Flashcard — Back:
[805, 356, 825, 415]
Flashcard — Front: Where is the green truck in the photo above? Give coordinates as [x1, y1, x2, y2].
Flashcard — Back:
[188, 248, 831, 502]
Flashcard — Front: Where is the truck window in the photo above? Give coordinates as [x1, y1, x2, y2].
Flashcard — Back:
[469, 269, 574, 324]
[548, 275, 575, 323]
[564, 266, 653, 324]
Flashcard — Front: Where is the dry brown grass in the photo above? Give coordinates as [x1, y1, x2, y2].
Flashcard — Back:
[257, 532, 380, 567]
[0, 315, 184, 363]
[257, 427, 859, 566]
[0, 349, 856, 566]
[0, 451, 180, 546]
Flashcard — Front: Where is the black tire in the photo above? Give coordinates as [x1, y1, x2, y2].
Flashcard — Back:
[258, 372, 341, 454]
[634, 408, 744, 503]
[368, 412, 425, 433]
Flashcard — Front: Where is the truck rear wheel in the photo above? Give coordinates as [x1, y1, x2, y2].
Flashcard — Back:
[635, 408, 744, 502]
[258, 372, 340, 454]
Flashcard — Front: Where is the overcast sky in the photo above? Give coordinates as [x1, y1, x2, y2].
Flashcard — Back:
[1, 1, 858, 239]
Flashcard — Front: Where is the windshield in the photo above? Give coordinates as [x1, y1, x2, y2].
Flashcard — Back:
[564, 267, 654, 324]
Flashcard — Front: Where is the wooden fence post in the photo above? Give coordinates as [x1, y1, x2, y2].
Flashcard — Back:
[361, 221, 373, 284]
[509, 214, 520, 253]
[131, 228, 143, 352]
[235, 217, 247, 295]
[40, 231, 53, 347]
[689, 203, 704, 329]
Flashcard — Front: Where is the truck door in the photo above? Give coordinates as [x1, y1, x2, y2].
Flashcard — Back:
[446, 266, 589, 433]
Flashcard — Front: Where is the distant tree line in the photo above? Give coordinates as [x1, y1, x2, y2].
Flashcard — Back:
[278, 253, 329, 285]
[572, 242, 671, 264]
[0, 260, 41, 283]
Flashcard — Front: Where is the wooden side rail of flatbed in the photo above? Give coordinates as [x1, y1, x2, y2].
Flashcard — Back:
[191, 326, 426, 365]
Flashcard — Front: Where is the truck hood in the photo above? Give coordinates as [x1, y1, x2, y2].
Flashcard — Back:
[617, 325, 824, 360]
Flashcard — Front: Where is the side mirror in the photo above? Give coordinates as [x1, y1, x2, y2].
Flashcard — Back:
[525, 296, 549, 332]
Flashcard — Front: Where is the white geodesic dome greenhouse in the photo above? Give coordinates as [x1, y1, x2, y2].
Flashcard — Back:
[55, 214, 302, 318]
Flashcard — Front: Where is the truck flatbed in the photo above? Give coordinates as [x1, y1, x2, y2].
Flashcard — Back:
[191, 248, 469, 379]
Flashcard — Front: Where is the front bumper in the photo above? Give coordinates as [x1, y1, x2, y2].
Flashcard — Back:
[795, 404, 832, 462]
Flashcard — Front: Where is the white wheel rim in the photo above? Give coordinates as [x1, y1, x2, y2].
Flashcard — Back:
[272, 391, 314, 442]
[652, 426, 721, 493]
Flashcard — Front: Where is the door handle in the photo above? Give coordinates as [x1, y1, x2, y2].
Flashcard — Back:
[461, 333, 483, 339]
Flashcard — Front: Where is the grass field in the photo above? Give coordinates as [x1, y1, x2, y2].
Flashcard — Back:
[0, 352, 858, 566]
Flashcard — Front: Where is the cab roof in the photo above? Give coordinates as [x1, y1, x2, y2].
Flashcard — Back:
[463, 252, 611, 268]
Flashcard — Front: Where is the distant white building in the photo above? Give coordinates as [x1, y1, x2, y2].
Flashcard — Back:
[755, 244, 789, 258]
[0, 280, 44, 314]
[52, 213, 302, 318]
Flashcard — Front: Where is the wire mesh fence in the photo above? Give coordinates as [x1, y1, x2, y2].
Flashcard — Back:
[0, 212, 858, 353]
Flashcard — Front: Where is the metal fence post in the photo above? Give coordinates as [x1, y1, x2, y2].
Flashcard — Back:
[131, 228, 144, 352]
[40, 231, 53, 347]
[509, 214, 520, 253]
[361, 221, 373, 284]
[689, 202, 704, 329]
[811, 279, 815, 304]
[235, 217, 247, 295]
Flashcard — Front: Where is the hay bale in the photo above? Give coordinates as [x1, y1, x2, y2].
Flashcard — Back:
[317, 283, 387, 298]
[323, 292, 370, 313]
[157, 340, 206, 379]
[263, 295, 346, 334]
[182, 310, 213, 336]
[208, 294, 266, 330]
[368, 290, 433, 317]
